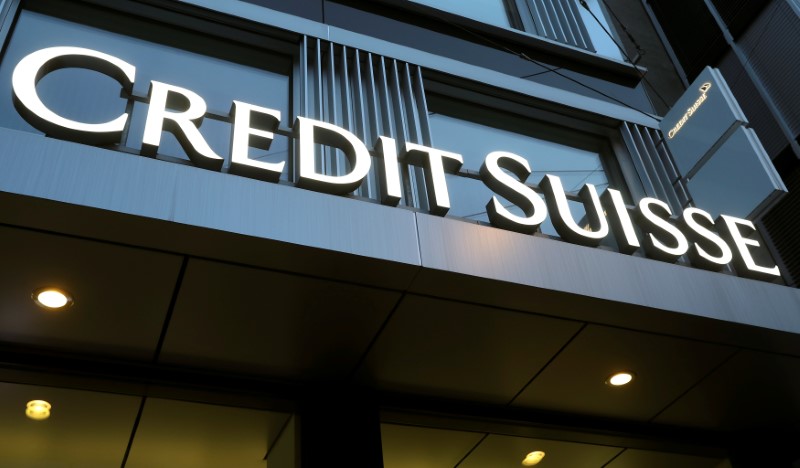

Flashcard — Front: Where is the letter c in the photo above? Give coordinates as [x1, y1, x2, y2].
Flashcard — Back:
[12, 46, 135, 144]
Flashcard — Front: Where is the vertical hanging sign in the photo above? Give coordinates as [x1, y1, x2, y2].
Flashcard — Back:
[659, 67, 786, 219]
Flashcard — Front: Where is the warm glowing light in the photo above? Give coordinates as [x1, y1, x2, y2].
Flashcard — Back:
[26, 400, 51, 420]
[667, 82, 712, 139]
[606, 372, 634, 386]
[33, 288, 72, 309]
[522, 451, 545, 466]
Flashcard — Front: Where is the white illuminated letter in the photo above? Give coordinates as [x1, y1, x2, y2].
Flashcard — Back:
[718, 215, 780, 280]
[539, 174, 608, 246]
[600, 188, 640, 254]
[293, 116, 372, 194]
[402, 143, 463, 216]
[479, 151, 547, 234]
[142, 81, 224, 170]
[374, 136, 403, 206]
[679, 207, 733, 271]
[634, 198, 689, 263]
[12, 46, 135, 144]
[229, 101, 284, 181]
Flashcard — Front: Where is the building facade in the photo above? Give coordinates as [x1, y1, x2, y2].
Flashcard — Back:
[0, 0, 799, 466]
[639, 0, 800, 288]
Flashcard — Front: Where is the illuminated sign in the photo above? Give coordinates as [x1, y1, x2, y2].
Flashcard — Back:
[667, 82, 711, 139]
[659, 67, 786, 221]
[10, 47, 782, 281]
[659, 67, 748, 176]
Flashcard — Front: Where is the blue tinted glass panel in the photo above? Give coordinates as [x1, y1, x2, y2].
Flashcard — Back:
[428, 102, 616, 245]
[445, 174, 594, 238]
[0, 10, 290, 169]
[577, 0, 624, 60]
[409, 0, 512, 28]
[429, 113, 608, 191]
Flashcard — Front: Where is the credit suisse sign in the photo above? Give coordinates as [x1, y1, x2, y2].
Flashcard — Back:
[11, 47, 781, 281]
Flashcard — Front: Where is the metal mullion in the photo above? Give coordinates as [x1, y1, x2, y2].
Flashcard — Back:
[368, 53, 391, 201]
[513, 0, 539, 34]
[401, 62, 428, 209]
[352, 49, 377, 199]
[388, 59, 417, 208]
[640, 126, 680, 211]
[650, 130, 680, 185]
[400, 63, 420, 144]
[387, 60, 409, 143]
[352, 49, 368, 142]
[411, 64, 432, 210]
[630, 124, 670, 205]
[0, 0, 20, 57]
[326, 41, 340, 176]
[366, 54, 384, 141]
[413, 66, 432, 147]
[561, 0, 592, 49]
[313, 38, 324, 175]
[375, 55, 402, 204]
[564, 0, 594, 50]
[529, 0, 555, 41]
[620, 122, 658, 200]
[375, 56, 396, 141]
[551, 0, 578, 47]
[300, 36, 309, 121]
[542, 0, 567, 44]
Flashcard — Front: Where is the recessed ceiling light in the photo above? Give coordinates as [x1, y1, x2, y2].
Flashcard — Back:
[32, 288, 73, 310]
[25, 400, 52, 420]
[606, 372, 634, 386]
[522, 451, 545, 466]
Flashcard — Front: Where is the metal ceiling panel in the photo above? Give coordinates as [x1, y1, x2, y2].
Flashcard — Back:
[511, 325, 736, 421]
[0, 226, 182, 358]
[158, 259, 400, 379]
[653, 350, 800, 430]
[356, 294, 582, 404]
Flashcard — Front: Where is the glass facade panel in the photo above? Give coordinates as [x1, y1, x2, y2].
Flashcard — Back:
[445, 174, 590, 238]
[409, 0, 513, 28]
[429, 111, 608, 190]
[409, 0, 624, 60]
[0, 9, 291, 174]
[577, 0, 625, 60]
[428, 97, 616, 245]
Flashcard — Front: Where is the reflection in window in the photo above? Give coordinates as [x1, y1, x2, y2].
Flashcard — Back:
[409, 0, 513, 28]
[0, 7, 291, 177]
[576, 0, 624, 60]
[427, 95, 615, 244]
[409, 0, 624, 60]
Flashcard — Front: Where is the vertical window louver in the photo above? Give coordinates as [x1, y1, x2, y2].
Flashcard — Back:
[299, 37, 432, 208]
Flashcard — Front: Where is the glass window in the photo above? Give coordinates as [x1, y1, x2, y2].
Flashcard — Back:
[576, 0, 625, 60]
[0, 4, 292, 176]
[408, 0, 624, 61]
[409, 0, 513, 28]
[381, 422, 732, 468]
[427, 95, 611, 236]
